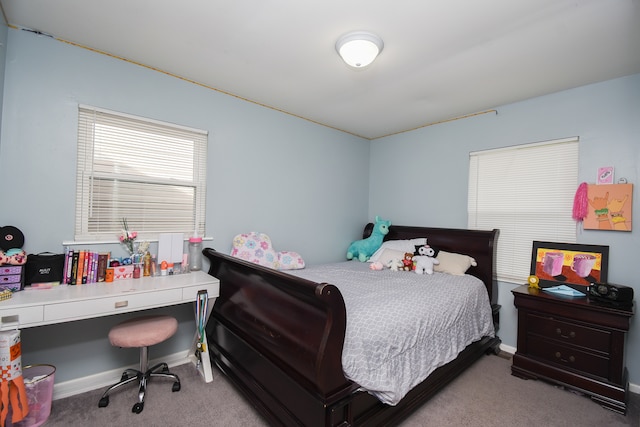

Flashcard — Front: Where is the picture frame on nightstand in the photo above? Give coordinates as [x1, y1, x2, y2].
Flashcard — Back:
[530, 241, 609, 289]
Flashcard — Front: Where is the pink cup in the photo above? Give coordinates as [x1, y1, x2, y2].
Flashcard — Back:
[542, 252, 564, 276]
[571, 254, 596, 278]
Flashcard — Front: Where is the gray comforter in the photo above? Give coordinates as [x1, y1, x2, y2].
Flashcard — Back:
[290, 261, 495, 405]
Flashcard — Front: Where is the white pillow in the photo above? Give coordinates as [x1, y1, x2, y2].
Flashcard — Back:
[369, 238, 427, 262]
[375, 249, 407, 266]
[434, 251, 477, 275]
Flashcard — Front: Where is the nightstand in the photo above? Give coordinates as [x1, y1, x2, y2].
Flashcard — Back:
[511, 285, 633, 414]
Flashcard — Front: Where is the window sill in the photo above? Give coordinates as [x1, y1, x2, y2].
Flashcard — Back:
[63, 237, 213, 246]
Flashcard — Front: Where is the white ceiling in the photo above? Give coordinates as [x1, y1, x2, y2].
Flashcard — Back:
[2, 0, 639, 139]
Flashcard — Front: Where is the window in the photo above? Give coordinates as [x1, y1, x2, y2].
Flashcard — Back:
[75, 105, 208, 241]
[468, 137, 579, 283]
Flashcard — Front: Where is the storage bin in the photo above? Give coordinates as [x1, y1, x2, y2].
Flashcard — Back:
[0, 265, 24, 291]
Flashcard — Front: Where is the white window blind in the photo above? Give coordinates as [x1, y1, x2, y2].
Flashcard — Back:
[468, 137, 579, 283]
[75, 105, 208, 241]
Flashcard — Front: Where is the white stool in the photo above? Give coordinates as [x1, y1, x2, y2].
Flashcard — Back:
[98, 315, 181, 414]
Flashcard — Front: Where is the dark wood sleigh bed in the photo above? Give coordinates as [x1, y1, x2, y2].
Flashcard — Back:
[204, 224, 502, 426]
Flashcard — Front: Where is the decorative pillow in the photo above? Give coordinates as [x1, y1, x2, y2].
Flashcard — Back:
[230, 232, 278, 268]
[434, 251, 477, 275]
[230, 232, 305, 270]
[277, 251, 306, 270]
[369, 238, 427, 262]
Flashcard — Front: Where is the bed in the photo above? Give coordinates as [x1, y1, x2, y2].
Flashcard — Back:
[204, 223, 501, 426]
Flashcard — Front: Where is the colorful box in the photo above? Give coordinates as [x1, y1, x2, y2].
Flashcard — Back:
[0, 329, 22, 382]
[113, 265, 134, 280]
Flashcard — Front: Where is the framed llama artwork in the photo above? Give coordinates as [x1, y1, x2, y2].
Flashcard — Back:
[584, 183, 633, 231]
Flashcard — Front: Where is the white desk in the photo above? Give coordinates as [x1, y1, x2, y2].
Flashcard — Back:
[0, 270, 219, 382]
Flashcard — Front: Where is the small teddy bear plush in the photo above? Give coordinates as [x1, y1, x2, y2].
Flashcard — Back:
[400, 252, 414, 271]
[412, 244, 440, 275]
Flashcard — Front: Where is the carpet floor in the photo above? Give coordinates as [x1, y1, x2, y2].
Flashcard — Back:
[43, 352, 639, 426]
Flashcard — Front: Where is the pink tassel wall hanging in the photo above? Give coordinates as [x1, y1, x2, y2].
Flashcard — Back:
[572, 182, 589, 221]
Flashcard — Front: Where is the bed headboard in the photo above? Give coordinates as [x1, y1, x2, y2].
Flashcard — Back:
[363, 223, 499, 305]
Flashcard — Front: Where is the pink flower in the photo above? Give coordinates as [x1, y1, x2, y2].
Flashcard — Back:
[119, 218, 137, 256]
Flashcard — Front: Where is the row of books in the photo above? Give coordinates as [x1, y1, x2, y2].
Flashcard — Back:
[62, 250, 111, 285]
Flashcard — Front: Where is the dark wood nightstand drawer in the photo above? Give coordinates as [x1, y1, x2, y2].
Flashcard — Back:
[527, 335, 610, 378]
[526, 312, 611, 353]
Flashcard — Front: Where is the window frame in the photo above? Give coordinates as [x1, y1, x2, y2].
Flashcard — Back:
[468, 137, 579, 283]
[74, 105, 208, 242]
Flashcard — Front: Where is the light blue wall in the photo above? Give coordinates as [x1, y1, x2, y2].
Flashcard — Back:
[370, 73, 640, 385]
[0, 29, 370, 382]
[2, 26, 639, 389]
[0, 19, 7, 142]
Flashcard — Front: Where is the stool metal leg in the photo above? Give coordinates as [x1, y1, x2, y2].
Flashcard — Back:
[139, 346, 149, 372]
[132, 371, 147, 414]
[98, 346, 181, 414]
[148, 362, 181, 392]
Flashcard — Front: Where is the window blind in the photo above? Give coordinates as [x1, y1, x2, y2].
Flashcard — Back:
[75, 105, 208, 241]
[468, 137, 579, 283]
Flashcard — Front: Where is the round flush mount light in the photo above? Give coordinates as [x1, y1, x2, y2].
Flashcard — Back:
[335, 31, 384, 68]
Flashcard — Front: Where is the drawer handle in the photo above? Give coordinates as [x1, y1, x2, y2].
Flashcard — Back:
[1, 315, 19, 324]
[554, 351, 575, 363]
[555, 328, 576, 339]
[114, 301, 129, 309]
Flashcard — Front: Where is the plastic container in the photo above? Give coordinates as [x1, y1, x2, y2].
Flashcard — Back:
[160, 260, 168, 276]
[13, 364, 56, 427]
[188, 236, 203, 271]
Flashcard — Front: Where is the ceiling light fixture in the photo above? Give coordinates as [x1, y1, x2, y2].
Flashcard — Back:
[335, 31, 384, 68]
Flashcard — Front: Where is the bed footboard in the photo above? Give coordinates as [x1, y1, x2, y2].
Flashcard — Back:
[204, 248, 356, 426]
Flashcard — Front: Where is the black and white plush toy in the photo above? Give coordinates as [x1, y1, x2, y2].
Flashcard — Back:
[412, 244, 440, 275]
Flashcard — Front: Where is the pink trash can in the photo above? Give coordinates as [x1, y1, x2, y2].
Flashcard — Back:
[13, 364, 56, 427]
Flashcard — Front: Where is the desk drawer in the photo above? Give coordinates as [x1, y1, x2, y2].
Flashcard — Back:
[44, 288, 183, 321]
[1, 266, 22, 275]
[0, 306, 44, 328]
[1, 275, 22, 284]
[182, 283, 219, 301]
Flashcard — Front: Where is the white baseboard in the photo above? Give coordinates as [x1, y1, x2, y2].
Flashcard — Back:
[497, 343, 639, 394]
[499, 343, 516, 354]
[52, 350, 190, 400]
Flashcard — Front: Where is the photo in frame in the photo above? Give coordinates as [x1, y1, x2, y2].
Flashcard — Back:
[530, 241, 609, 289]
[597, 166, 614, 184]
